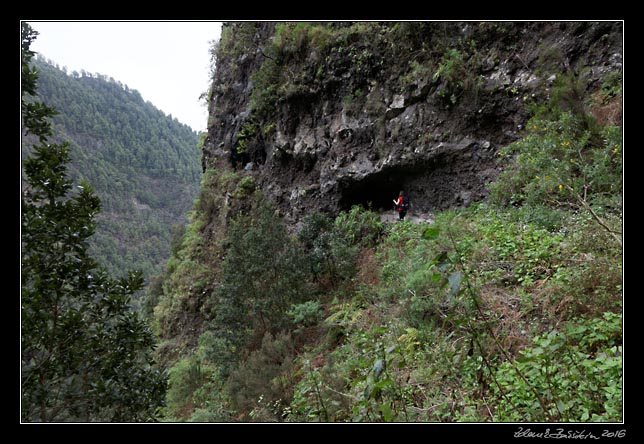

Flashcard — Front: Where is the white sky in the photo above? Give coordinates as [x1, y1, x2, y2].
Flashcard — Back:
[27, 21, 223, 133]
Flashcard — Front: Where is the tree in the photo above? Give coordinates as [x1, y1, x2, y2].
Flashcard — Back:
[21, 22, 166, 422]
[210, 195, 312, 375]
[21, 25, 55, 140]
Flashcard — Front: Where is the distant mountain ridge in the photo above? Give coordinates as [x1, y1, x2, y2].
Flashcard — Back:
[23, 56, 202, 283]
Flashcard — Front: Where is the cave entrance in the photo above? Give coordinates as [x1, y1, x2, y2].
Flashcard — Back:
[335, 147, 496, 216]
[338, 168, 409, 213]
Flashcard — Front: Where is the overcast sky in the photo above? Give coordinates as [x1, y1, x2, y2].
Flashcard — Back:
[27, 21, 223, 133]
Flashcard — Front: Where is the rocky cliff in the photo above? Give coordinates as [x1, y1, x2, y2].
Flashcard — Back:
[202, 22, 622, 224]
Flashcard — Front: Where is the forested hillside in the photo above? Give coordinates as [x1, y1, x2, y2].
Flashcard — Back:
[23, 57, 201, 282]
[150, 22, 622, 423]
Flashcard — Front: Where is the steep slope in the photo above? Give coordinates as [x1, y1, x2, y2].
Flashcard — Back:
[153, 21, 622, 422]
[23, 57, 202, 280]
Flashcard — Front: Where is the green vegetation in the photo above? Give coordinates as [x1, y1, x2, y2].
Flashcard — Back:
[400, 60, 434, 89]
[492, 312, 622, 422]
[23, 20, 621, 424]
[288, 202, 618, 422]
[21, 23, 166, 422]
[245, 22, 385, 121]
[151, 31, 621, 420]
[24, 55, 201, 283]
[433, 48, 466, 104]
[155, 194, 621, 421]
[208, 195, 314, 376]
[492, 99, 622, 246]
[601, 70, 622, 98]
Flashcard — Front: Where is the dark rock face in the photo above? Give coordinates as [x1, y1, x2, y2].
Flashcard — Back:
[202, 22, 622, 224]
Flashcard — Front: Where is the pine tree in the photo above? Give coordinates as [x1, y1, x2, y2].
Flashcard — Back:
[21, 22, 166, 422]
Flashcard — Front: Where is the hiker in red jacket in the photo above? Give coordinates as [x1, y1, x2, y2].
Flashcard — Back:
[393, 190, 409, 221]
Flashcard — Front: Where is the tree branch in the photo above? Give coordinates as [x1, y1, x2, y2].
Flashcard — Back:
[562, 183, 622, 246]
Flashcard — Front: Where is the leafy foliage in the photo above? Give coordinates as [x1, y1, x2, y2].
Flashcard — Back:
[228, 332, 296, 419]
[155, 193, 621, 422]
[299, 206, 383, 281]
[491, 112, 621, 212]
[433, 48, 470, 105]
[286, 202, 621, 423]
[490, 69, 622, 248]
[287, 300, 322, 327]
[491, 312, 622, 422]
[151, 22, 622, 423]
[162, 329, 233, 422]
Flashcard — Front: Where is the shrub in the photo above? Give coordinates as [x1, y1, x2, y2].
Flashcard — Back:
[514, 204, 566, 232]
[491, 312, 622, 422]
[211, 196, 313, 369]
[299, 207, 383, 283]
[400, 60, 434, 89]
[288, 300, 322, 327]
[432, 48, 479, 105]
[233, 175, 256, 197]
[227, 332, 296, 419]
[163, 331, 233, 422]
[477, 212, 565, 287]
[273, 22, 325, 60]
[600, 70, 622, 98]
[491, 112, 622, 233]
[249, 48, 281, 120]
[194, 168, 237, 228]
[165, 354, 214, 419]
[234, 120, 257, 155]
[298, 211, 336, 277]
[333, 205, 384, 247]
[433, 48, 465, 84]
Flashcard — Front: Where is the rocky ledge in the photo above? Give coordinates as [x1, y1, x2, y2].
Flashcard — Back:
[202, 22, 622, 225]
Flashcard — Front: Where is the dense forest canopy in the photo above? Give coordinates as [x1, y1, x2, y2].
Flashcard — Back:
[23, 56, 202, 283]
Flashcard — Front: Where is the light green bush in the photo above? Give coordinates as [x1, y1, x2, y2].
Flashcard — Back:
[491, 312, 622, 422]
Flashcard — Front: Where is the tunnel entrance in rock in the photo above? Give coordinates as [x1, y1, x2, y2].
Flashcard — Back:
[338, 168, 412, 213]
[335, 150, 491, 216]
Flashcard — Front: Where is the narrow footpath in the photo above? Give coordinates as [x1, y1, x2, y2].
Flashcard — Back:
[379, 210, 434, 224]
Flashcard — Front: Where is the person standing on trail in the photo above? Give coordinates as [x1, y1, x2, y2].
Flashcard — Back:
[393, 190, 409, 221]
